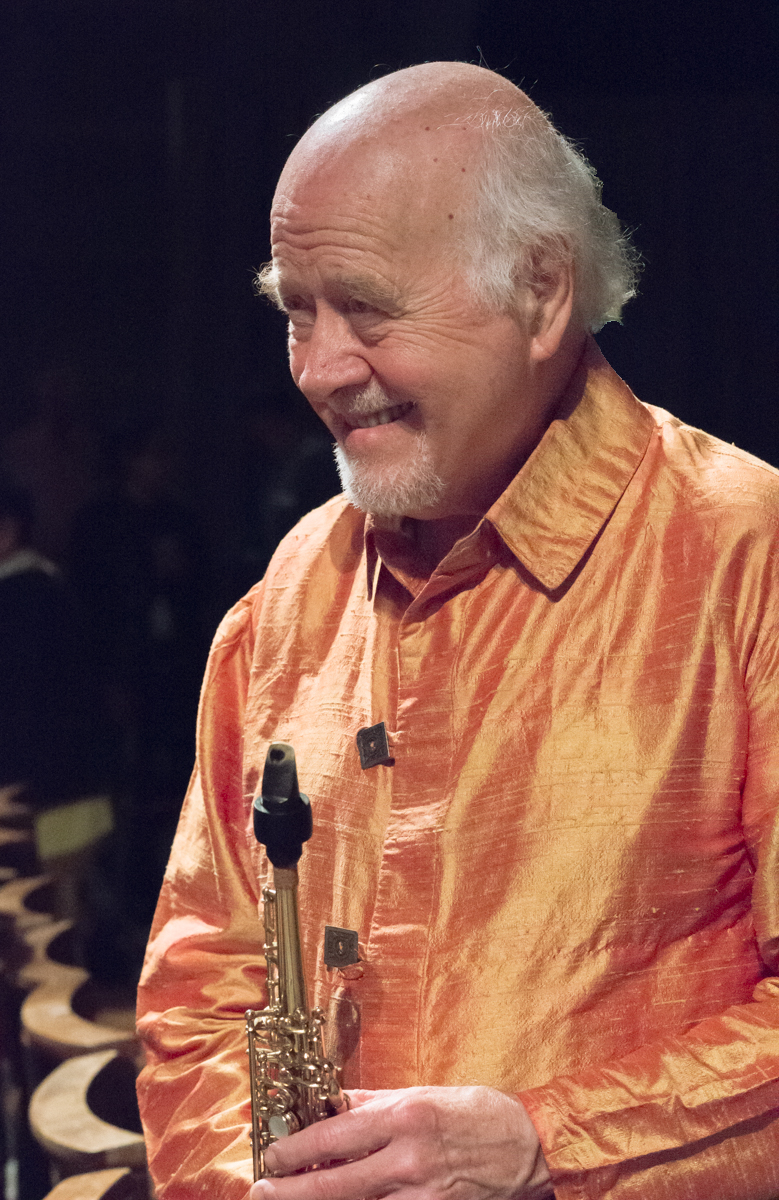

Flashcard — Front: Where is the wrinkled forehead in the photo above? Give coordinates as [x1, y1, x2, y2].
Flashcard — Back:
[270, 118, 485, 249]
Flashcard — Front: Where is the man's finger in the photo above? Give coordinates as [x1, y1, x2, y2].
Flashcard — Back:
[262, 1104, 388, 1175]
[251, 1144, 398, 1200]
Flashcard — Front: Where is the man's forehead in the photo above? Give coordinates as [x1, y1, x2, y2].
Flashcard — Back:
[270, 189, 416, 262]
[273, 115, 484, 214]
[270, 189, 415, 294]
[271, 139, 482, 277]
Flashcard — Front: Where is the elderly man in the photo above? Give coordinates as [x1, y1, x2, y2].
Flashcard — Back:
[136, 63, 779, 1200]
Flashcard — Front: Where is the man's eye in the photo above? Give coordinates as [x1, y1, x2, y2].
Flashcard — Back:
[346, 299, 379, 316]
[280, 296, 308, 314]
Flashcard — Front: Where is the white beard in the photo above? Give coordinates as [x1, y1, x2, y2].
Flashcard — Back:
[334, 432, 444, 518]
[331, 381, 444, 518]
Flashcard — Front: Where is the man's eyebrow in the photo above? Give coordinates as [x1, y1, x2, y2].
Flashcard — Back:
[254, 264, 403, 314]
[333, 274, 404, 311]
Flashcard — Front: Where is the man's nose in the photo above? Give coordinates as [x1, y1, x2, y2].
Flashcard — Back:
[293, 309, 371, 403]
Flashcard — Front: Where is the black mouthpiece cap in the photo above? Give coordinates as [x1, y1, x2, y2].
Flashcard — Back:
[252, 742, 312, 868]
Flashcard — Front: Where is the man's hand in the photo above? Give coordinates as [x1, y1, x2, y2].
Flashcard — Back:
[249, 1086, 553, 1200]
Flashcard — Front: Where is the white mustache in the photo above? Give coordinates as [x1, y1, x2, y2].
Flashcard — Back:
[334, 380, 397, 416]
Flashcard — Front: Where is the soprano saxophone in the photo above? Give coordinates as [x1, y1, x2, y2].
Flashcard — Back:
[246, 743, 347, 1180]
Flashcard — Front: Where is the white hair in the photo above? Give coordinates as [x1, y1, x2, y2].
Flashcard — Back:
[465, 107, 640, 332]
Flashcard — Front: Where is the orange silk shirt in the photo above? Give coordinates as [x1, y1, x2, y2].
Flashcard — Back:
[137, 341, 779, 1200]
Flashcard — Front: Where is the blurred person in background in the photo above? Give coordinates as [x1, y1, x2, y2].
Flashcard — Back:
[69, 426, 211, 942]
[1, 366, 98, 565]
[0, 480, 104, 802]
[233, 385, 341, 597]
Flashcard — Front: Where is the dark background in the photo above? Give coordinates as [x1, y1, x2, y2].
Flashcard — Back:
[0, 0, 776, 982]
[2, 0, 778, 617]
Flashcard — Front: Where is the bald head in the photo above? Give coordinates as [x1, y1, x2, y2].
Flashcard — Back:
[284, 61, 532, 161]
[265, 63, 637, 333]
[272, 64, 537, 283]
[320, 60, 523, 118]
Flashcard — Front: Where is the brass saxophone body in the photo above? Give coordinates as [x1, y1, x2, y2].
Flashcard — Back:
[246, 743, 346, 1180]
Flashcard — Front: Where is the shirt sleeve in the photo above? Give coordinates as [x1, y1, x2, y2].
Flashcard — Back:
[518, 581, 779, 1200]
[136, 591, 263, 1200]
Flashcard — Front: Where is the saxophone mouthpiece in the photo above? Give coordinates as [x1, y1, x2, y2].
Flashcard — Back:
[253, 743, 313, 868]
[262, 743, 301, 803]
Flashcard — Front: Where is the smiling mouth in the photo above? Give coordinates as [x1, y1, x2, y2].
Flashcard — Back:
[345, 402, 414, 429]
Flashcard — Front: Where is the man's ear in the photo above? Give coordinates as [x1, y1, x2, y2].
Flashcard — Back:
[522, 244, 576, 362]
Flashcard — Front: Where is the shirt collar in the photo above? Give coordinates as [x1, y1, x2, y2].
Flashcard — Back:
[364, 338, 655, 597]
[487, 338, 655, 591]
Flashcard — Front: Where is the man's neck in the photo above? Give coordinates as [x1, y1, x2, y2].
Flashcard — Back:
[401, 513, 482, 577]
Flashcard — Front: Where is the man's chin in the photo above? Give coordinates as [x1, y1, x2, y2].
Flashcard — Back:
[342, 485, 419, 520]
[334, 446, 445, 520]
